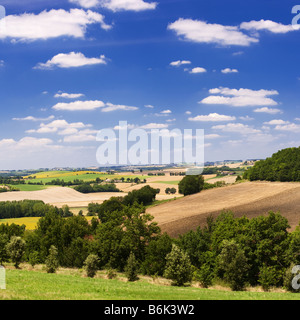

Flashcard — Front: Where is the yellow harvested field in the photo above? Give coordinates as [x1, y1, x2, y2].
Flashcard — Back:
[146, 181, 300, 237]
[0, 186, 176, 208]
[0, 187, 125, 207]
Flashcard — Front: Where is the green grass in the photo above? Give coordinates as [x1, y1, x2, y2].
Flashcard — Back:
[0, 267, 299, 300]
[8, 184, 54, 191]
[26, 173, 149, 184]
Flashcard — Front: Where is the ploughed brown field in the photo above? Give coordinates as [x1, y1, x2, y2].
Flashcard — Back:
[146, 181, 300, 237]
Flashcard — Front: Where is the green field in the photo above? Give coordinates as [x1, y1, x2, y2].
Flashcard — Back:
[0, 267, 299, 300]
[8, 184, 54, 191]
[25, 171, 149, 184]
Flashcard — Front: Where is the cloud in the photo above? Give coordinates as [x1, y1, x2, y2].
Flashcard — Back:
[12, 115, 55, 122]
[253, 107, 283, 114]
[221, 68, 238, 74]
[274, 123, 300, 133]
[263, 119, 289, 125]
[205, 134, 221, 139]
[0, 9, 111, 42]
[139, 123, 169, 129]
[71, 0, 158, 11]
[54, 92, 85, 99]
[52, 100, 105, 111]
[0, 137, 54, 149]
[101, 103, 138, 112]
[168, 18, 258, 46]
[160, 109, 172, 114]
[35, 52, 108, 69]
[0, 60, 4, 67]
[98, 0, 157, 12]
[27, 119, 92, 134]
[188, 67, 207, 74]
[188, 113, 236, 122]
[69, 0, 100, 8]
[200, 87, 279, 107]
[240, 19, 300, 34]
[185, 111, 192, 115]
[145, 104, 154, 109]
[212, 123, 261, 134]
[239, 115, 254, 121]
[170, 60, 191, 67]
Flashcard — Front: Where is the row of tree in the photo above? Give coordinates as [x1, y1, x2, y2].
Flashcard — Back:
[243, 147, 300, 182]
[74, 183, 120, 194]
[1, 206, 300, 291]
[0, 200, 73, 219]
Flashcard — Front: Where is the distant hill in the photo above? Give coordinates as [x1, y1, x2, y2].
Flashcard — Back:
[243, 147, 300, 182]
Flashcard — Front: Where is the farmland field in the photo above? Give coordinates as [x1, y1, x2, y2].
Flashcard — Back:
[147, 181, 300, 237]
[24, 170, 150, 184]
[0, 266, 299, 300]
[8, 184, 53, 191]
[0, 216, 94, 230]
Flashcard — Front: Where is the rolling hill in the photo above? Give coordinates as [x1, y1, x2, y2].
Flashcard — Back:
[146, 181, 300, 237]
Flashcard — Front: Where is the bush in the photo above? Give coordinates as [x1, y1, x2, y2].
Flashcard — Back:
[6, 236, 26, 268]
[178, 175, 204, 196]
[217, 240, 249, 291]
[125, 252, 139, 282]
[258, 265, 284, 291]
[164, 244, 193, 286]
[84, 254, 99, 278]
[45, 245, 59, 273]
[28, 251, 40, 267]
[283, 264, 300, 293]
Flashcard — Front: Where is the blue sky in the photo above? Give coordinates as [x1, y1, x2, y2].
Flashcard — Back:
[0, 0, 300, 169]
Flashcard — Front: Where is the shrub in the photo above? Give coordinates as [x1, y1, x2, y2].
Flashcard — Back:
[283, 264, 300, 293]
[217, 240, 249, 291]
[45, 245, 59, 273]
[125, 252, 139, 282]
[84, 254, 99, 278]
[178, 175, 204, 196]
[258, 265, 284, 291]
[6, 236, 26, 268]
[164, 244, 193, 286]
[28, 251, 40, 267]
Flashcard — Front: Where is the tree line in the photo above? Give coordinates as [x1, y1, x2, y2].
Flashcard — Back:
[1, 205, 300, 291]
[243, 147, 300, 182]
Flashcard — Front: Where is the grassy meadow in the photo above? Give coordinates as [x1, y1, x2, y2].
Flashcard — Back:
[0, 266, 299, 300]
[23, 170, 150, 184]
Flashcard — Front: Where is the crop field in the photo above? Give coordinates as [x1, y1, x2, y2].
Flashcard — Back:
[0, 266, 299, 300]
[9, 184, 53, 191]
[147, 181, 300, 237]
[24, 170, 150, 184]
[0, 215, 94, 230]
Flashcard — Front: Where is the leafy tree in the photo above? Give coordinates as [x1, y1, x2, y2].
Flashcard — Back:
[84, 254, 100, 278]
[178, 175, 204, 196]
[45, 245, 59, 273]
[0, 233, 9, 265]
[125, 252, 139, 282]
[6, 236, 26, 268]
[164, 244, 193, 286]
[217, 240, 249, 291]
[258, 265, 284, 291]
[28, 251, 40, 267]
[142, 233, 173, 276]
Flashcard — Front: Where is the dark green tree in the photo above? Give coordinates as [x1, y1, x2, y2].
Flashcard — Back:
[164, 244, 193, 286]
[178, 175, 204, 196]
